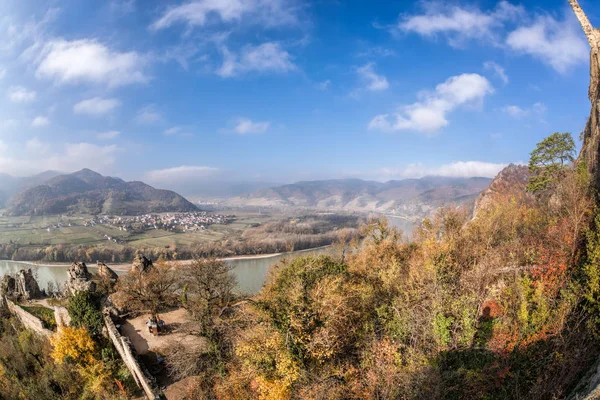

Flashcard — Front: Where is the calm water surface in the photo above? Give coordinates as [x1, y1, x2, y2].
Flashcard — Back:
[0, 246, 332, 295]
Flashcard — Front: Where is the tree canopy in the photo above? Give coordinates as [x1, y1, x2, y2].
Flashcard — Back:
[527, 132, 576, 194]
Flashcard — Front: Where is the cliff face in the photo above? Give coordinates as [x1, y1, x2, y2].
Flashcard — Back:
[472, 164, 531, 218]
[578, 46, 600, 189]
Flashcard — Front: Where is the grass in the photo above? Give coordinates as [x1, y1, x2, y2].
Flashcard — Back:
[19, 305, 57, 331]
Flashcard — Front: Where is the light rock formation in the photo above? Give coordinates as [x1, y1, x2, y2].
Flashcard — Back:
[97, 261, 119, 282]
[0, 270, 42, 301]
[131, 254, 153, 273]
[15, 269, 42, 300]
[66, 262, 96, 295]
[569, 0, 600, 189]
[472, 164, 531, 218]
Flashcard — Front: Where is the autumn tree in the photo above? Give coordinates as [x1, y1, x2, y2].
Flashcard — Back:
[527, 132, 576, 194]
[116, 259, 179, 321]
[181, 258, 236, 337]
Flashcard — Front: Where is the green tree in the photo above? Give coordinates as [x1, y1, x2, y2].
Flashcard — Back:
[527, 132, 576, 194]
[67, 291, 104, 336]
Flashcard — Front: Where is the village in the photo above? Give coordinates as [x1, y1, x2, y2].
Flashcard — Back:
[84, 212, 234, 232]
[42, 212, 234, 234]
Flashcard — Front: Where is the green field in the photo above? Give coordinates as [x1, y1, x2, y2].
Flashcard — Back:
[0, 212, 278, 251]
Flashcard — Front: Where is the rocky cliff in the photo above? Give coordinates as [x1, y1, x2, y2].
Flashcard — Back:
[472, 164, 531, 218]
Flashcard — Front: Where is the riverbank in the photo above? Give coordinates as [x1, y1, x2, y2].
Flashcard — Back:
[0, 245, 334, 272]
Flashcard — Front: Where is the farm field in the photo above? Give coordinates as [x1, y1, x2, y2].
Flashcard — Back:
[0, 211, 278, 251]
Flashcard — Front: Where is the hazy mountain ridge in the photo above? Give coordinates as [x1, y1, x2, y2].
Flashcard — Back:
[6, 169, 197, 216]
[226, 176, 492, 219]
[0, 170, 62, 207]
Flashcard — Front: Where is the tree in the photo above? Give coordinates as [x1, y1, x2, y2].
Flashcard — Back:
[527, 132, 575, 194]
[116, 259, 179, 321]
[67, 291, 104, 336]
[181, 258, 236, 337]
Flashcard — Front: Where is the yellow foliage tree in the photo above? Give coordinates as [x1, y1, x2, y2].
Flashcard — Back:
[51, 326, 97, 367]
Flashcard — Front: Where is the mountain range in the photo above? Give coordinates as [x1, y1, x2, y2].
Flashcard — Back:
[1, 169, 498, 221]
[5, 169, 197, 216]
[225, 176, 492, 221]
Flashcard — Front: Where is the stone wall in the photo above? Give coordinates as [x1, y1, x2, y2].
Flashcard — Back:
[103, 314, 160, 400]
[5, 298, 53, 338]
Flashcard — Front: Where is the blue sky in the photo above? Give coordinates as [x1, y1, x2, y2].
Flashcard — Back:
[0, 0, 596, 194]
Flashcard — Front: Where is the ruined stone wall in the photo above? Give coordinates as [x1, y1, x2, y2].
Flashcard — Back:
[4, 298, 53, 338]
[103, 314, 160, 400]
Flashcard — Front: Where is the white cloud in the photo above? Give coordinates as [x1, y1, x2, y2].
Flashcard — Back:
[146, 165, 220, 184]
[399, 1, 524, 46]
[135, 105, 163, 124]
[35, 39, 147, 87]
[502, 102, 546, 119]
[7, 86, 36, 103]
[506, 15, 588, 73]
[25, 137, 49, 154]
[73, 97, 121, 116]
[150, 0, 298, 31]
[31, 116, 50, 127]
[217, 42, 296, 77]
[483, 61, 508, 84]
[228, 118, 270, 134]
[164, 127, 181, 135]
[357, 63, 389, 91]
[377, 161, 511, 180]
[369, 73, 493, 134]
[96, 130, 120, 140]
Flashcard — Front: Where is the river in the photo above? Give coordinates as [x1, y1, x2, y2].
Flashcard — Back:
[0, 246, 333, 296]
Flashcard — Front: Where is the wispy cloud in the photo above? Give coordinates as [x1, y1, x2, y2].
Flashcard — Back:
[7, 86, 36, 103]
[96, 130, 120, 140]
[73, 97, 121, 116]
[398, 1, 524, 47]
[217, 42, 296, 77]
[146, 165, 220, 183]
[223, 118, 271, 135]
[483, 61, 508, 84]
[150, 0, 299, 31]
[357, 63, 389, 91]
[31, 116, 50, 127]
[375, 161, 511, 180]
[164, 127, 181, 135]
[135, 105, 163, 125]
[369, 73, 493, 134]
[502, 102, 546, 119]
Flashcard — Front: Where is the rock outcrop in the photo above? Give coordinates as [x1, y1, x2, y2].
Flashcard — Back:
[66, 262, 96, 295]
[131, 254, 153, 273]
[15, 269, 42, 300]
[472, 164, 531, 218]
[0, 275, 16, 298]
[0, 270, 42, 301]
[97, 261, 119, 282]
[569, 0, 600, 190]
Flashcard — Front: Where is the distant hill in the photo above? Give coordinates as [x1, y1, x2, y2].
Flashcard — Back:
[226, 176, 492, 223]
[6, 169, 197, 216]
[0, 170, 62, 207]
